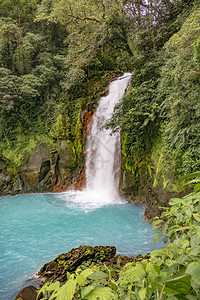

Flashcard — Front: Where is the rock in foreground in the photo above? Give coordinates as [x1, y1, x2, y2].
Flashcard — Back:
[38, 245, 116, 283]
[15, 286, 39, 300]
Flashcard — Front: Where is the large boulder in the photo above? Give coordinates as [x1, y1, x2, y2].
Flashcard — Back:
[0, 139, 83, 195]
[19, 144, 51, 192]
[38, 245, 116, 283]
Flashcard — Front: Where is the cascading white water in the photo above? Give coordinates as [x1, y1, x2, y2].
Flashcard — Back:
[85, 72, 132, 202]
[60, 72, 132, 210]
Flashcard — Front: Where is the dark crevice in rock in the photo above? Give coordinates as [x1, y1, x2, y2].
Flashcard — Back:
[38, 160, 50, 182]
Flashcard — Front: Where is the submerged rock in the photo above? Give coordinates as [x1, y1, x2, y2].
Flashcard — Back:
[38, 245, 116, 283]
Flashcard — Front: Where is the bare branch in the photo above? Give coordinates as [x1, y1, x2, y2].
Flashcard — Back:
[64, 11, 103, 24]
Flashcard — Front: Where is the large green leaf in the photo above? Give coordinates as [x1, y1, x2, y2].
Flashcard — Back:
[80, 268, 94, 278]
[180, 172, 200, 182]
[46, 281, 60, 292]
[138, 288, 147, 300]
[186, 262, 200, 284]
[36, 282, 60, 300]
[56, 279, 77, 300]
[83, 286, 114, 300]
[77, 268, 94, 285]
[88, 271, 108, 280]
[122, 263, 146, 280]
[81, 286, 95, 299]
[150, 248, 168, 258]
[169, 198, 182, 206]
[194, 184, 200, 193]
[164, 275, 191, 295]
[154, 234, 161, 244]
[76, 274, 86, 286]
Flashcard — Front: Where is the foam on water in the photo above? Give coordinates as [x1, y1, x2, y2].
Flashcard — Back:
[57, 190, 125, 212]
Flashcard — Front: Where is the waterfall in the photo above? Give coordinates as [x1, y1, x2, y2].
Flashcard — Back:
[85, 72, 132, 202]
[60, 72, 132, 210]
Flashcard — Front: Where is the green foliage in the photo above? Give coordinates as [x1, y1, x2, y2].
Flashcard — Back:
[49, 114, 67, 140]
[0, 0, 133, 173]
[108, 3, 200, 190]
[0, 67, 21, 110]
[0, 0, 199, 297]
[0, 133, 53, 175]
[0, 0, 37, 26]
[53, 0, 133, 90]
[87, 271, 108, 280]
[180, 172, 200, 193]
[0, 0, 70, 170]
[158, 7, 200, 175]
[37, 268, 113, 300]
[15, 32, 44, 74]
[112, 74, 160, 173]
[194, 38, 200, 64]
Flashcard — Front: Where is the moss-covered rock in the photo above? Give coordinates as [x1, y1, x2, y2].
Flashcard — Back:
[38, 245, 116, 283]
[120, 164, 187, 221]
[37, 245, 150, 284]
[0, 140, 81, 195]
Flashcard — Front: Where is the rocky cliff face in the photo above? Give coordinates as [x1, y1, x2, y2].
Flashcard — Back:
[120, 165, 187, 221]
[0, 140, 85, 195]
